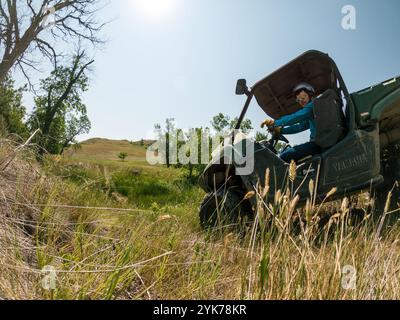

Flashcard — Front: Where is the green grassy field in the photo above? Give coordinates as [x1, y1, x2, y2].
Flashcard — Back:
[1, 137, 399, 300]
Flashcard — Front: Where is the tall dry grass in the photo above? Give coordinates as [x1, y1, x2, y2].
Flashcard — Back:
[0, 137, 399, 300]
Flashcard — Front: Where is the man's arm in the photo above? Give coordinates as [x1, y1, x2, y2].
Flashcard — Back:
[275, 102, 314, 127]
[281, 121, 310, 135]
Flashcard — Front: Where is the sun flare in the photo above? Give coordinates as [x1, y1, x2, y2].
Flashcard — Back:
[132, 0, 179, 18]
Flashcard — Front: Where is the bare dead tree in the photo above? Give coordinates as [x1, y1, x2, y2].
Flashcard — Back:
[0, 0, 106, 85]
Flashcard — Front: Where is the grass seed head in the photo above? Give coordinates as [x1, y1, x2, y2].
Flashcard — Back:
[289, 160, 297, 182]
[244, 191, 256, 200]
[262, 168, 270, 198]
[326, 187, 337, 199]
[308, 179, 314, 197]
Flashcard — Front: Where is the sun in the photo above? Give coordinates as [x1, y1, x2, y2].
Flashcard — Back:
[132, 0, 179, 19]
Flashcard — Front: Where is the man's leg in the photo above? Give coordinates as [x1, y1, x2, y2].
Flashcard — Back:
[280, 142, 321, 163]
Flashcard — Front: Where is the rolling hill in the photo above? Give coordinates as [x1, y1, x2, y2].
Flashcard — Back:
[64, 138, 154, 162]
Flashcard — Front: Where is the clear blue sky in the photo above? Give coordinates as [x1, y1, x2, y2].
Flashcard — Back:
[25, 0, 400, 145]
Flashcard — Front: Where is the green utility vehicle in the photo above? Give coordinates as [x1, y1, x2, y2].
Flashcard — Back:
[198, 50, 400, 229]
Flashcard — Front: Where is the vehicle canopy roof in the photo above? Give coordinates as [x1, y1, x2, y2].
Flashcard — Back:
[251, 50, 340, 119]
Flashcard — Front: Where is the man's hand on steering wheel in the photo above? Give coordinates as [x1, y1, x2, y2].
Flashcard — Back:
[269, 126, 281, 135]
[261, 119, 281, 135]
[269, 126, 289, 143]
[261, 119, 275, 129]
[261, 118, 289, 145]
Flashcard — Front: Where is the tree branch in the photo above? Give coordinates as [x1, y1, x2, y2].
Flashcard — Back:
[0, 0, 106, 84]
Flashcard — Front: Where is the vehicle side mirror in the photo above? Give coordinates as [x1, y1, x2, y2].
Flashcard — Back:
[235, 79, 249, 95]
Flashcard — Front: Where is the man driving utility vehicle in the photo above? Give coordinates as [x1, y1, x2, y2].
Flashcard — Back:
[261, 82, 320, 163]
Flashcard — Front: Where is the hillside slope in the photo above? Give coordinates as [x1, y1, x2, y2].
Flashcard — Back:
[65, 138, 153, 162]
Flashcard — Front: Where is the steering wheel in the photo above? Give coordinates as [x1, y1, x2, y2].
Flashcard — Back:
[267, 128, 290, 154]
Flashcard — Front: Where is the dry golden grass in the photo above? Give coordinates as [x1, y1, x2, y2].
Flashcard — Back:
[1, 137, 399, 300]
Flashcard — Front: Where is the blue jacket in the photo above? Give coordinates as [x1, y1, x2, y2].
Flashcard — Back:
[274, 101, 316, 141]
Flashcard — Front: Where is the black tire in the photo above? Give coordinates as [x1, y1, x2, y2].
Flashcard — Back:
[199, 189, 252, 230]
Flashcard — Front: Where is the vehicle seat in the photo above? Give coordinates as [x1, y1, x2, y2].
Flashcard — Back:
[313, 89, 347, 149]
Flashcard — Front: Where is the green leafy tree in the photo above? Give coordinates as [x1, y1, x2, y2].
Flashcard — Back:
[211, 113, 230, 132]
[0, 75, 28, 137]
[230, 117, 253, 134]
[28, 51, 93, 156]
[255, 131, 268, 142]
[211, 113, 253, 134]
[60, 113, 91, 154]
[118, 152, 128, 161]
